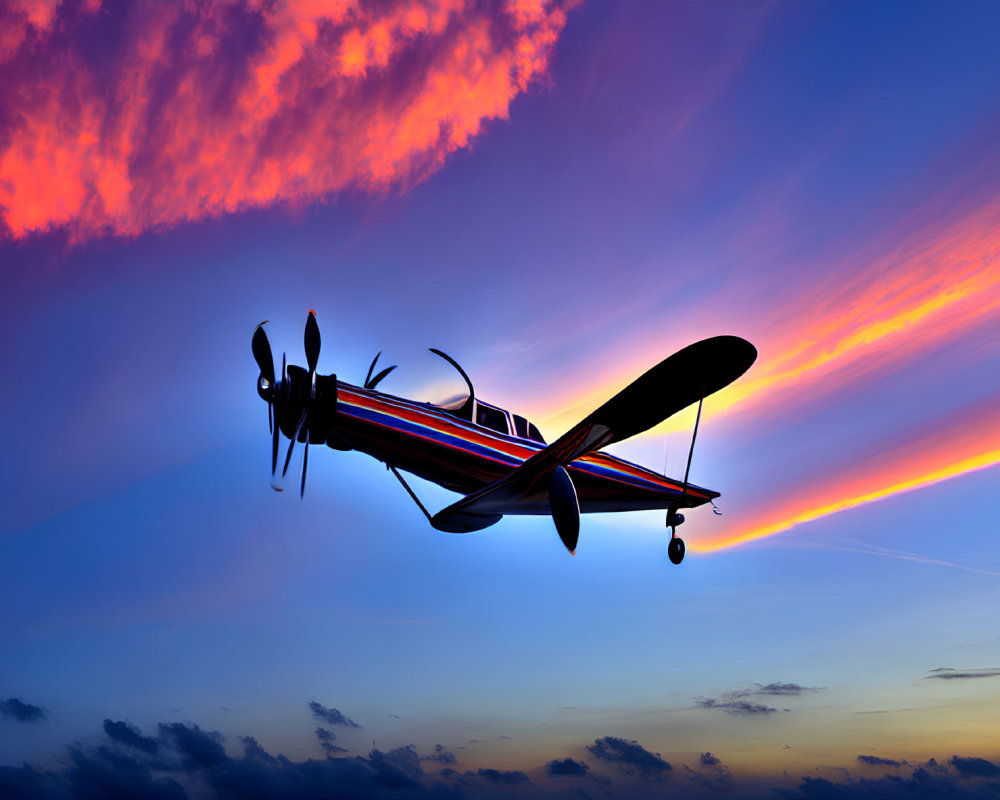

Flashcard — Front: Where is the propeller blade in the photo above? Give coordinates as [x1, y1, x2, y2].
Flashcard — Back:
[251, 322, 275, 385]
[366, 364, 397, 391]
[682, 394, 704, 491]
[301, 441, 309, 498]
[365, 352, 381, 388]
[268, 403, 272, 435]
[271, 410, 280, 475]
[305, 310, 321, 375]
[282, 411, 307, 477]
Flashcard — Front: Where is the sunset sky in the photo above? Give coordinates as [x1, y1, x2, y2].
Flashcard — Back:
[3, 1, 1000, 798]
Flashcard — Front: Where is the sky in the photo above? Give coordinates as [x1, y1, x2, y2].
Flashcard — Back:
[2, 1, 1000, 798]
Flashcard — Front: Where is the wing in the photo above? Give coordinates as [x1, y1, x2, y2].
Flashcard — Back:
[430, 335, 757, 532]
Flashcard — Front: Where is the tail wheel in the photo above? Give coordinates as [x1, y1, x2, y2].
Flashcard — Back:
[668, 535, 685, 565]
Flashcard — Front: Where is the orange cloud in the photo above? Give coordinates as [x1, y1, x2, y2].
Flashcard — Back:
[0, 0, 574, 242]
[696, 395, 1000, 552]
[718, 199, 1000, 420]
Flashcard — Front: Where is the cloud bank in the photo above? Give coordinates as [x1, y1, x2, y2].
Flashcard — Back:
[4, 708, 1000, 800]
[0, 0, 574, 242]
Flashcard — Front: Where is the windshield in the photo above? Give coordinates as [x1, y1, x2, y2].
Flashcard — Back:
[476, 403, 509, 435]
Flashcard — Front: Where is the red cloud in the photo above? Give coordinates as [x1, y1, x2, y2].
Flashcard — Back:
[0, 0, 574, 242]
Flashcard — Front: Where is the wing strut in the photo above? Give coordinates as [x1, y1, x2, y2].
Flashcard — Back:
[387, 464, 434, 524]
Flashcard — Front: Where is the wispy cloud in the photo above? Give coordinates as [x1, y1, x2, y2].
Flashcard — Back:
[698, 394, 1000, 552]
[858, 754, 904, 767]
[0, 0, 574, 242]
[926, 668, 1000, 681]
[538, 196, 1000, 439]
[308, 700, 361, 728]
[696, 698, 778, 716]
[695, 681, 821, 716]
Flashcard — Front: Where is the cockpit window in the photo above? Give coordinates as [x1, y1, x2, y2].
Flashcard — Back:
[476, 403, 509, 435]
[527, 422, 546, 444]
[513, 414, 529, 439]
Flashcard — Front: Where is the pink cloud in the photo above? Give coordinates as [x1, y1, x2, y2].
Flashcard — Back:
[0, 0, 574, 242]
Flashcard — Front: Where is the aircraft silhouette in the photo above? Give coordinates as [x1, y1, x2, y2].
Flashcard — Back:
[252, 312, 756, 564]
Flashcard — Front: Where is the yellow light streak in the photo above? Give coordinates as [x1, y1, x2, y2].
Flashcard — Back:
[697, 446, 1000, 553]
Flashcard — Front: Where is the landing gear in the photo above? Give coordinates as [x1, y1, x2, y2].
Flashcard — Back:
[668, 535, 685, 565]
[666, 508, 686, 565]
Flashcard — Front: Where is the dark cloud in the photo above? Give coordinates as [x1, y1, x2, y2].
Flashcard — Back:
[926, 668, 1000, 680]
[587, 736, 672, 776]
[950, 756, 1000, 777]
[778, 756, 1000, 799]
[857, 754, 903, 767]
[308, 701, 361, 728]
[0, 697, 46, 722]
[754, 682, 818, 696]
[475, 767, 530, 785]
[421, 745, 457, 765]
[0, 717, 473, 800]
[316, 727, 348, 757]
[695, 682, 820, 717]
[103, 719, 159, 755]
[697, 698, 779, 715]
[548, 758, 590, 776]
[686, 752, 735, 793]
[368, 745, 424, 789]
[8, 707, 1000, 800]
[158, 722, 227, 768]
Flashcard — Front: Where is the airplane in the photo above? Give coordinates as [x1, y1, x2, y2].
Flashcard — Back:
[251, 312, 756, 564]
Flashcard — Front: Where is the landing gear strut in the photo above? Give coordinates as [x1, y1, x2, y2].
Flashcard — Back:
[666, 509, 685, 565]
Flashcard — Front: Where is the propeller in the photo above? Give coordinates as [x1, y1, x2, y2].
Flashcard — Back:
[300, 311, 323, 495]
[364, 351, 397, 390]
[252, 322, 275, 433]
[305, 310, 321, 377]
[252, 312, 336, 498]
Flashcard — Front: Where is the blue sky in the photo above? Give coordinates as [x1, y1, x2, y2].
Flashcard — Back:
[2, 2, 1000, 798]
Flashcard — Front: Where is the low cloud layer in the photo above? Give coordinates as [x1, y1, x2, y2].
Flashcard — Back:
[4, 704, 1000, 799]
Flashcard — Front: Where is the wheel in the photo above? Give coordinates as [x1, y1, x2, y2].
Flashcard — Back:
[668, 535, 685, 565]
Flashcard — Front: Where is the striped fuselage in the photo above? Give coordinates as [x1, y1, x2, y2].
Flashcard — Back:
[328, 383, 717, 515]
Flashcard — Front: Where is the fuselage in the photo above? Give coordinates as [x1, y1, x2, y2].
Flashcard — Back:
[318, 381, 717, 514]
